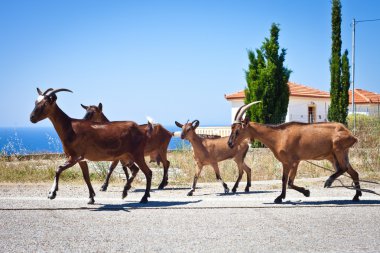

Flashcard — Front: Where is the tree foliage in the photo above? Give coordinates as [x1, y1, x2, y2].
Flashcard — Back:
[328, 0, 350, 125]
[245, 23, 291, 125]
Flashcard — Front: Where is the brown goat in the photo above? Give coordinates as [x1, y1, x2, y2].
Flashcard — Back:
[81, 103, 173, 190]
[30, 88, 153, 204]
[175, 120, 252, 196]
[228, 101, 362, 203]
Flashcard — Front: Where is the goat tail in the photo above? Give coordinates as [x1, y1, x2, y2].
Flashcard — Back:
[349, 134, 359, 148]
[173, 131, 181, 137]
[146, 116, 155, 125]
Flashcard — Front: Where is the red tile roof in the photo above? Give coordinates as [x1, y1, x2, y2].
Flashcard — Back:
[224, 82, 330, 100]
[348, 89, 380, 104]
[225, 82, 380, 104]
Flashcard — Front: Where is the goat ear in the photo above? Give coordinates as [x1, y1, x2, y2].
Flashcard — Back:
[98, 103, 103, 112]
[175, 121, 183, 128]
[81, 104, 88, 110]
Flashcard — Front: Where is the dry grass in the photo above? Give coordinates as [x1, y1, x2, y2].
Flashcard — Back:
[0, 116, 379, 186]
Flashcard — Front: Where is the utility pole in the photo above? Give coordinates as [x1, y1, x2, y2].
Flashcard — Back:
[352, 18, 356, 133]
[351, 18, 380, 134]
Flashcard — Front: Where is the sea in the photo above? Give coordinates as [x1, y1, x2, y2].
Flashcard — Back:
[0, 126, 190, 155]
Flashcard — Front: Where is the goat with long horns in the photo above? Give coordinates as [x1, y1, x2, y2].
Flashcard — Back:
[30, 88, 153, 204]
[228, 101, 362, 203]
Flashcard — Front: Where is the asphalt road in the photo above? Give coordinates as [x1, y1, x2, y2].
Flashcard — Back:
[1, 180, 380, 252]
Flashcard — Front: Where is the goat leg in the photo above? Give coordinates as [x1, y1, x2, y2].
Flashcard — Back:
[48, 157, 79, 200]
[232, 165, 244, 193]
[158, 159, 170, 190]
[275, 165, 290, 203]
[134, 157, 152, 203]
[122, 163, 139, 199]
[212, 163, 229, 194]
[78, 161, 96, 204]
[100, 160, 120, 191]
[346, 164, 362, 201]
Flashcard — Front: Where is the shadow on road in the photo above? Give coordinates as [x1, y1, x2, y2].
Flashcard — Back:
[264, 199, 380, 206]
[93, 199, 202, 212]
[133, 187, 191, 192]
[215, 190, 273, 196]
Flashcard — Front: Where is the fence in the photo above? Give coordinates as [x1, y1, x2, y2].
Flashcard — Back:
[195, 126, 231, 137]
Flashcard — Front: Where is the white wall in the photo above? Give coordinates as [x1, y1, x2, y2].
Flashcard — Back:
[348, 104, 380, 116]
[229, 97, 330, 124]
[286, 96, 330, 123]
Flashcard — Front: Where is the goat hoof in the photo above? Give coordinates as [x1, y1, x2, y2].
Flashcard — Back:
[232, 188, 237, 194]
[187, 191, 193, 196]
[140, 197, 148, 204]
[48, 191, 56, 200]
[274, 197, 282, 204]
[224, 188, 230, 194]
[304, 190, 310, 197]
[324, 179, 333, 188]
[122, 190, 128, 199]
[353, 195, 360, 202]
[99, 185, 107, 192]
[88, 198, 95, 205]
[245, 187, 250, 193]
[158, 180, 168, 190]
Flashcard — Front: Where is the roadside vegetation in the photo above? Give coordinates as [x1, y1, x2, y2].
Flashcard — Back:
[0, 116, 378, 187]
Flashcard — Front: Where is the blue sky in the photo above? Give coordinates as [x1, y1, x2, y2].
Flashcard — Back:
[1, 0, 379, 127]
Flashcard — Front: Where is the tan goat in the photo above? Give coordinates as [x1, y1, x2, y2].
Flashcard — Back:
[175, 120, 252, 196]
[227, 101, 361, 203]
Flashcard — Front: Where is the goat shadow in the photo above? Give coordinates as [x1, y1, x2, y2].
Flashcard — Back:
[264, 199, 380, 206]
[92, 199, 202, 212]
[215, 190, 273, 197]
[133, 187, 191, 192]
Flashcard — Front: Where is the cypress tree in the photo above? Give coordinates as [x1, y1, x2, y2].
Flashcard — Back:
[340, 50, 350, 125]
[328, 0, 350, 124]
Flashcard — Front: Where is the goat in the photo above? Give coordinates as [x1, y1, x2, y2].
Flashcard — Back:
[80, 103, 173, 191]
[30, 88, 153, 204]
[227, 101, 362, 203]
[175, 120, 252, 196]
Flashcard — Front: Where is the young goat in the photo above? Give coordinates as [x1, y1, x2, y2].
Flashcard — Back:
[228, 101, 361, 203]
[30, 88, 153, 204]
[175, 120, 252, 196]
[81, 103, 173, 190]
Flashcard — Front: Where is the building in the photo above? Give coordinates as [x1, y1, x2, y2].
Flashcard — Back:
[225, 82, 331, 124]
[195, 82, 380, 137]
[348, 89, 380, 117]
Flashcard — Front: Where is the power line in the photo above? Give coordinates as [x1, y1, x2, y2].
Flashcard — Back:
[355, 18, 380, 24]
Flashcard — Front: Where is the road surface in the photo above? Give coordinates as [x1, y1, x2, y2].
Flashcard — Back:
[0, 179, 380, 252]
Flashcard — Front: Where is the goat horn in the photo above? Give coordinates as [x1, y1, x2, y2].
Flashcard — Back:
[46, 88, 73, 96]
[192, 120, 200, 128]
[81, 104, 88, 110]
[234, 103, 244, 121]
[234, 101, 262, 123]
[37, 88, 55, 96]
[43, 88, 54, 95]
